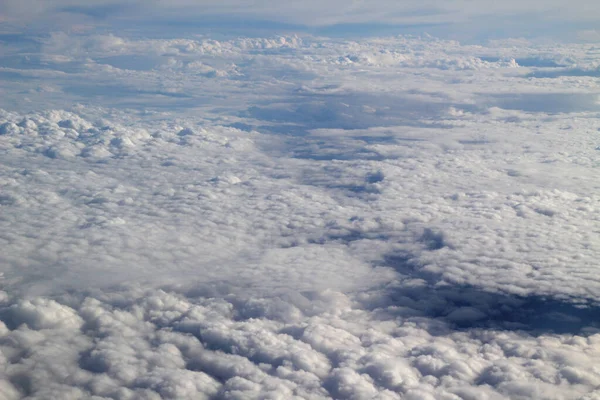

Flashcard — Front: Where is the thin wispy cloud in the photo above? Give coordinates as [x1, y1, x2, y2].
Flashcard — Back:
[2, 0, 599, 40]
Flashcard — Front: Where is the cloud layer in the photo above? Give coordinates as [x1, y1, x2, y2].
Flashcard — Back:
[2, 286, 600, 399]
[1, 31, 600, 399]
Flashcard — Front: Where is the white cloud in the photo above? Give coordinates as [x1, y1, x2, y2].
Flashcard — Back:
[2, 30, 600, 399]
[2, 288, 600, 399]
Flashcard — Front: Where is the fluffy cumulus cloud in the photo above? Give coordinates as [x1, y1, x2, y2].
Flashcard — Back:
[1, 26, 600, 400]
[2, 287, 600, 399]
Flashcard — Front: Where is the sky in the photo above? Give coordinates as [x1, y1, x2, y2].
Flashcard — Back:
[1, 1, 600, 400]
[1, 0, 600, 41]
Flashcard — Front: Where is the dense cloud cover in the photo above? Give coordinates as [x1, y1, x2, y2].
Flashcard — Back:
[3, 287, 600, 399]
[1, 31, 600, 399]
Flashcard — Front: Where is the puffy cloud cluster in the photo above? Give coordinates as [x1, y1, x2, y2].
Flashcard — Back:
[2, 287, 600, 399]
[0, 109, 152, 160]
[40, 33, 304, 62]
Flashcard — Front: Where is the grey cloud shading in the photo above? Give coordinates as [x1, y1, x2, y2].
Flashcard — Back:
[57, 3, 134, 19]
[486, 93, 600, 114]
[527, 67, 600, 79]
[242, 92, 457, 136]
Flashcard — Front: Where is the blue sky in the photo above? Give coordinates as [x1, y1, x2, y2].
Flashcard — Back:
[1, 0, 599, 42]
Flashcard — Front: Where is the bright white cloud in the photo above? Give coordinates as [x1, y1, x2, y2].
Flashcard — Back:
[2, 287, 600, 399]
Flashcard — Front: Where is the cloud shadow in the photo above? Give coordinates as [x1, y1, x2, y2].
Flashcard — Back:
[487, 93, 600, 113]
[370, 252, 600, 336]
[527, 68, 600, 79]
[242, 91, 464, 138]
[479, 56, 566, 68]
